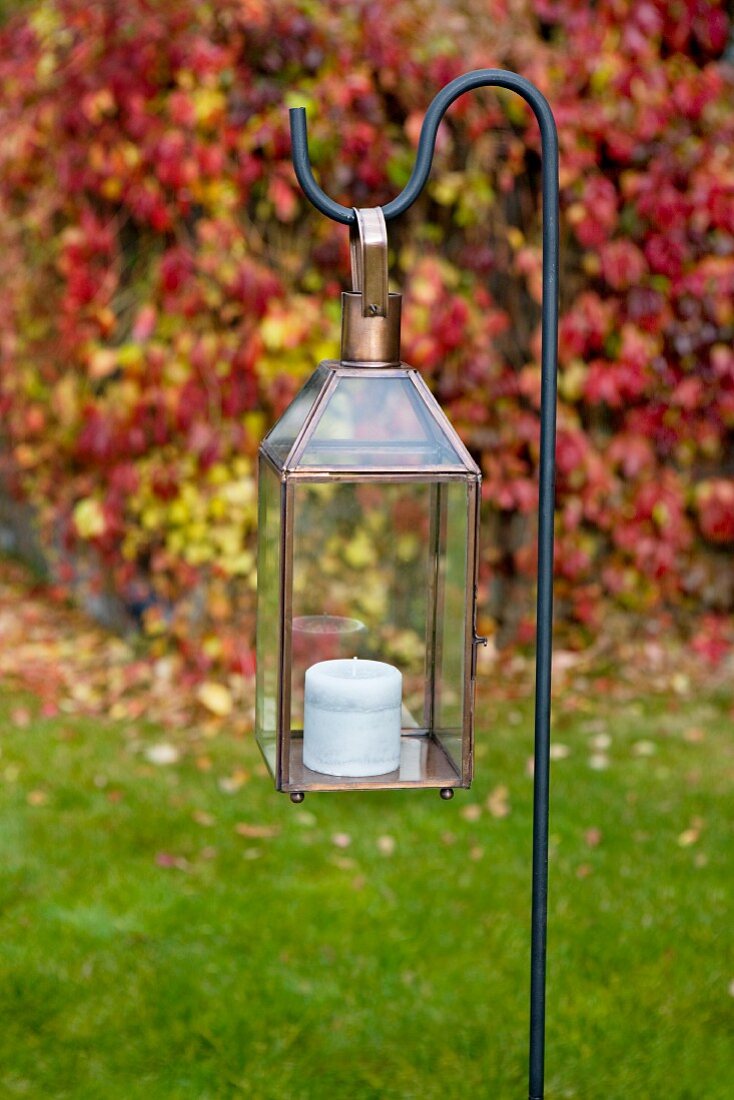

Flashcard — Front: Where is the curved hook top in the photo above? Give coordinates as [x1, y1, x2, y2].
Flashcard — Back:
[289, 68, 558, 225]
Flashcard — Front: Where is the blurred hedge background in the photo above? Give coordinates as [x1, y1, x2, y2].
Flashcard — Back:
[0, 0, 732, 680]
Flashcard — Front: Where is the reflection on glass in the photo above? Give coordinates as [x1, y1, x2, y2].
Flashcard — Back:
[291, 615, 367, 720]
[430, 482, 469, 771]
[291, 481, 431, 729]
[262, 364, 329, 462]
[300, 376, 465, 468]
[255, 460, 280, 777]
[289, 478, 470, 780]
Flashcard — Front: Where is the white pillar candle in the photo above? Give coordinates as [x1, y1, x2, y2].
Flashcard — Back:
[303, 658, 402, 777]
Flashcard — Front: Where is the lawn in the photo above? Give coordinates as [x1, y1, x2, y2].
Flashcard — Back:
[0, 681, 731, 1099]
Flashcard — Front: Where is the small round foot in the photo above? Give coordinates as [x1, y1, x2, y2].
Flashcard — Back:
[289, 791, 305, 804]
[439, 787, 454, 800]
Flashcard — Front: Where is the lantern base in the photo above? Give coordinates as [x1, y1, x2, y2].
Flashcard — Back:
[280, 732, 467, 794]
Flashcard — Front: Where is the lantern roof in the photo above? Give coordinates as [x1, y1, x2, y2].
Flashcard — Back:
[261, 363, 480, 476]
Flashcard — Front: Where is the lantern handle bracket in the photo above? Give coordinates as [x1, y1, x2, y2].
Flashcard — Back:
[349, 207, 389, 318]
[290, 68, 559, 1100]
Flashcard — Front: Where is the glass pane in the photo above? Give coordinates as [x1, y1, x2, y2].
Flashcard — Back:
[263, 364, 330, 464]
[290, 480, 433, 737]
[255, 459, 281, 778]
[299, 376, 465, 468]
[431, 482, 470, 773]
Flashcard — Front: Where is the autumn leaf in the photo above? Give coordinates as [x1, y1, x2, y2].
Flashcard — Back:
[196, 682, 233, 717]
[235, 823, 281, 839]
[486, 786, 510, 819]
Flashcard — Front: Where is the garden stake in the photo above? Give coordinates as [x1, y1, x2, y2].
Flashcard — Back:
[286, 70, 559, 1100]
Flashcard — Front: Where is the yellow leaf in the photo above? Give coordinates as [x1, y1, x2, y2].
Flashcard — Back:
[344, 530, 376, 569]
[196, 681, 233, 717]
[73, 498, 106, 539]
[88, 348, 118, 381]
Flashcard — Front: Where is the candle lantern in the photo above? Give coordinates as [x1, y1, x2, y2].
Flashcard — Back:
[256, 208, 484, 801]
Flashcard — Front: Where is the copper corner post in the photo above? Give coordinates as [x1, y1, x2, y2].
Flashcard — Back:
[289, 70, 559, 1100]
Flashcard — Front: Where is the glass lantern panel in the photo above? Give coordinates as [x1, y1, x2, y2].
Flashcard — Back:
[290, 480, 431, 731]
[430, 481, 470, 773]
[255, 459, 281, 778]
[298, 376, 466, 468]
[286, 477, 471, 789]
[262, 364, 330, 465]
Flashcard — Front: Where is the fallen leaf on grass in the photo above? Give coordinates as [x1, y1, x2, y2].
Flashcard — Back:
[486, 785, 510, 818]
[155, 851, 189, 870]
[193, 810, 216, 827]
[331, 855, 356, 870]
[589, 733, 611, 751]
[584, 827, 602, 848]
[550, 743, 571, 760]
[461, 803, 482, 822]
[671, 673, 690, 696]
[145, 743, 180, 766]
[235, 822, 280, 839]
[683, 727, 705, 743]
[377, 835, 395, 855]
[196, 681, 233, 717]
[27, 789, 48, 806]
[678, 817, 704, 847]
[218, 769, 249, 793]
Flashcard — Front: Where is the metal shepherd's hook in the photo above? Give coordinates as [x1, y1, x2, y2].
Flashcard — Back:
[289, 69, 559, 1100]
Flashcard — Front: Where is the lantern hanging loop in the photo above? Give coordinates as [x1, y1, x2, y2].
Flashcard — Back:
[349, 207, 389, 318]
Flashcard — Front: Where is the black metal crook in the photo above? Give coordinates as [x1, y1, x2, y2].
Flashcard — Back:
[289, 67, 557, 227]
[290, 68, 559, 1100]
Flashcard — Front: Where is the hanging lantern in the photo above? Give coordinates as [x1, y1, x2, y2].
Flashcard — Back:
[255, 208, 484, 801]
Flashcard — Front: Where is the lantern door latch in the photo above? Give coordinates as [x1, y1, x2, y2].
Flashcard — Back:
[471, 631, 488, 680]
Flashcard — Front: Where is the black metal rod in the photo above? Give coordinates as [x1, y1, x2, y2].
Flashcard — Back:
[289, 69, 559, 1100]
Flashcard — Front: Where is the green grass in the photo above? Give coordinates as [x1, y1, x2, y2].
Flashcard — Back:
[0, 685, 731, 1099]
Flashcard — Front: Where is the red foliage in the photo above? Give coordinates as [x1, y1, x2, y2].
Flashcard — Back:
[0, 0, 732, 664]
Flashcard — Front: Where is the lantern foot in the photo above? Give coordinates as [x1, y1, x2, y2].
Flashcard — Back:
[439, 787, 454, 800]
[289, 791, 305, 804]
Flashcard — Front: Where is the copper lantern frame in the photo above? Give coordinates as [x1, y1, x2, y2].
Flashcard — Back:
[257, 360, 483, 797]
